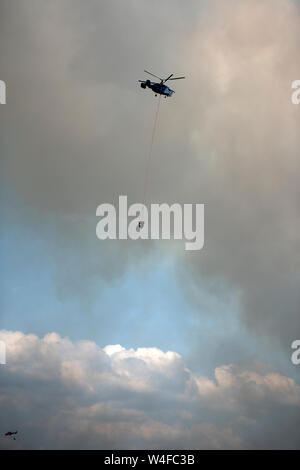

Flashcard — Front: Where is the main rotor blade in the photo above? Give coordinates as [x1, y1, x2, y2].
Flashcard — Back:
[138, 80, 155, 85]
[168, 76, 185, 80]
[164, 74, 174, 83]
[144, 70, 163, 81]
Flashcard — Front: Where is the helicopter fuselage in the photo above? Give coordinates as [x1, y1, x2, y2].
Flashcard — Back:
[139, 71, 184, 97]
[141, 80, 174, 97]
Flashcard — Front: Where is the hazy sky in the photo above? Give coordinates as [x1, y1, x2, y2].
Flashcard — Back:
[0, 0, 300, 449]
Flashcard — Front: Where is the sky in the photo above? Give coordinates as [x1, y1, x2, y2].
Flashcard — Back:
[0, 0, 300, 449]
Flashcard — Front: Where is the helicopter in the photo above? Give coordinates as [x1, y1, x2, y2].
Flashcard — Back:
[139, 70, 185, 98]
[4, 431, 18, 440]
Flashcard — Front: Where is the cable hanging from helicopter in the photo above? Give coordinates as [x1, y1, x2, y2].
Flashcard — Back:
[138, 70, 185, 229]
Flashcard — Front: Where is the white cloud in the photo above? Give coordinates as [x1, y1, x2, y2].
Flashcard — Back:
[0, 330, 299, 449]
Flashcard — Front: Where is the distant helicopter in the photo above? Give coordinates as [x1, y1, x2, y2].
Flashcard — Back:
[139, 70, 185, 97]
[4, 431, 18, 440]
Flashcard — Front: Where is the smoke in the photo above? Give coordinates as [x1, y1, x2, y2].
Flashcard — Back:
[1, 0, 300, 361]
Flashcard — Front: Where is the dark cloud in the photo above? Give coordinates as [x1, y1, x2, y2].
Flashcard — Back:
[1, 0, 299, 341]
